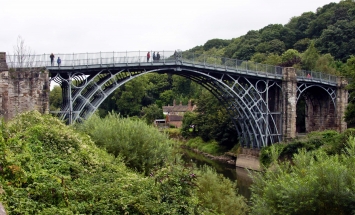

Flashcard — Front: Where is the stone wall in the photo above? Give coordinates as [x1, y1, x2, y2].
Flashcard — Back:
[0, 52, 8, 72]
[0, 69, 49, 121]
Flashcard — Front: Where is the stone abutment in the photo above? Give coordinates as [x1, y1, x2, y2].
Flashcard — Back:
[0, 52, 49, 121]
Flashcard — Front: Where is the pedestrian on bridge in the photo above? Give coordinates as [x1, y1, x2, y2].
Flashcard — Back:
[57, 57, 61, 68]
[50, 53, 55, 66]
[153, 52, 156, 62]
[147, 52, 150, 62]
[157, 52, 160, 62]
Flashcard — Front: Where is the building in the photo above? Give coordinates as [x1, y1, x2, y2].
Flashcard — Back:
[161, 100, 195, 128]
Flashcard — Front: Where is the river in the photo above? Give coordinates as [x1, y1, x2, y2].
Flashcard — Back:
[181, 148, 254, 200]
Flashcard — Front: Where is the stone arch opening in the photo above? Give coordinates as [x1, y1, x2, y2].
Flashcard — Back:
[296, 86, 336, 133]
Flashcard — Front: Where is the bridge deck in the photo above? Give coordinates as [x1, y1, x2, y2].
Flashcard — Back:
[6, 50, 338, 86]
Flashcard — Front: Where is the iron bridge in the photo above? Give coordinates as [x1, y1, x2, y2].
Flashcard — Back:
[6, 51, 340, 148]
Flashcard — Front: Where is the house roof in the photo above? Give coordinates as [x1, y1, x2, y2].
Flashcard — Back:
[162, 105, 190, 113]
[167, 115, 183, 121]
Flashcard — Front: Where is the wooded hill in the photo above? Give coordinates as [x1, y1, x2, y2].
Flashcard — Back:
[183, 0, 355, 72]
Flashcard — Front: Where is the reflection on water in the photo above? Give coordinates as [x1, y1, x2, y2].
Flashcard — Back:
[181, 148, 254, 200]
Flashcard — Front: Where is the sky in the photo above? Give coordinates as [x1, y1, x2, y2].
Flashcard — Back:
[1, 0, 340, 55]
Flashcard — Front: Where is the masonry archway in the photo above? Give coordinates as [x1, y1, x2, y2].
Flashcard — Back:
[296, 85, 336, 133]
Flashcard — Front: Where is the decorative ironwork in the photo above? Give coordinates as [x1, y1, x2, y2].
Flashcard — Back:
[297, 83, 337, 107]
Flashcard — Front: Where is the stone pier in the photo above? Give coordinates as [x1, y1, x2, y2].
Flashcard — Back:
[0, 52, 50, 121]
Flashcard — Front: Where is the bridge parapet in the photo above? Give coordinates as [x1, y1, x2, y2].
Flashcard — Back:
[5, 51, 337, 85]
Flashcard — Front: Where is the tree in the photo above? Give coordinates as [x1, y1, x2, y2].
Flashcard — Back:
[280, 49, 301, 67]
[314, 53, 338, 75]
[264, 53, 282, 65]
[301, 41, 320, 70]
[342, 56, 355, 125]
[190, 90, 238, 148]
[141, 104, 164, 124]
[49, 85, 62, 111]
[251, 53, 267, 63]
[294, 38, 311, 52]
[203, 38, 230, 51]
[9, 35, 35, 69]
[113, 76, 148, 117]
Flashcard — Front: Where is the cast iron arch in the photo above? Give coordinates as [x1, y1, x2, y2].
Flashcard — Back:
[51, 67, 283, 148]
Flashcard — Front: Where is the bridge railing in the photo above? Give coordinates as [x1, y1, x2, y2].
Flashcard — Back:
[296, 69, 337, 83]
[5, 51, 337, 84]
[6, 51, 178, 68]
[181, 52, 283, 76]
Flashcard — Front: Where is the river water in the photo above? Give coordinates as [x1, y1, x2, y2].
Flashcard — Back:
[181, 148, 254, 200]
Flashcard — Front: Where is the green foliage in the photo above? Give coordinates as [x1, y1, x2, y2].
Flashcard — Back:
[293, 38, 311, 52]
[49, 85, 62, 111]
[203, 38, 230, 51]
[188, 89, 238, 149]
[165, 128, 181, 139]
[343, 56, 355, 125]
[113, 76, 148, 117]
[264, 53, 282, 65]
[196, 166, 249, 215]
[281, 49, 301, 66]
[185, 137, 225, 156]
[301, 41, 320, 70]
[260, 130, 340, 168]
[75, 112, 174, 174]
[141, 103, 163, 124]
[181, 111, 198, 138]
[250, 139, 355, 215]
[314, 53, 338, 75]
[0, 111, 249, 214]
[159, 89, 174, 106]
[0, 111, 146, 214]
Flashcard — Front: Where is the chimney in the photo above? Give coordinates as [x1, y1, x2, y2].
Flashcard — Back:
[173, 99, 176, 106]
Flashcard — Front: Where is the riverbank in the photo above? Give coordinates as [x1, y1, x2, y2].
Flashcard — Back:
[181, 145, 236, 166]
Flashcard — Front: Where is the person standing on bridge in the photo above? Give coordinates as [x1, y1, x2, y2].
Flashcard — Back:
[50, 53, 55, 66]
[147, 51, 150, 62]
[153, 52, 156, 62]
[157, 52, 160, 62]
[57, 57, 61, 68]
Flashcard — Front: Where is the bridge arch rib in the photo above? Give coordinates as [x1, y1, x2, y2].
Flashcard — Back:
[51, 65, 283, 148]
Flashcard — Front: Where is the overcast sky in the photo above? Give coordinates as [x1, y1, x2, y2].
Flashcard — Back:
[1, 0, 339, 55]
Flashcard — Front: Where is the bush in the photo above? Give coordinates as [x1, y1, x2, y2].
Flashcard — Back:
[196, 165, 249, 215]
[250, 139, 355, 215]
[185, 137, 225, 155]
[0, 111, 250, 214]
[75, 112, 174, 175]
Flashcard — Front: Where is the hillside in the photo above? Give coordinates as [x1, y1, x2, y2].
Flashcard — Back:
[183, 0, 355, 70]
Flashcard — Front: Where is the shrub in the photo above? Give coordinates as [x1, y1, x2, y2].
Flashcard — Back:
[0, 111, 201, 214]
[250, 139, 355, 215]
[196, 165, 249, 215]
[75, 112, 174, 175]
[185, 137, 224, 155]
